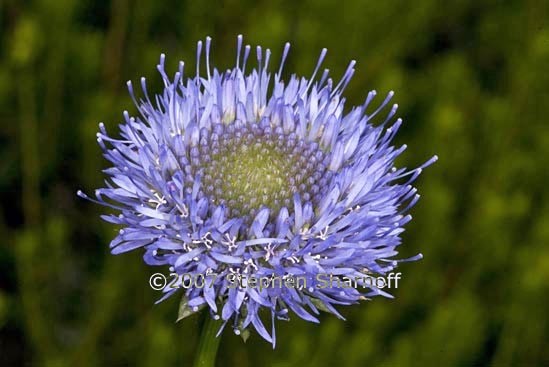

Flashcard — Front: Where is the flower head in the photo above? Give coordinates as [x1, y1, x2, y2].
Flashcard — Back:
[79, 36, 437, 345]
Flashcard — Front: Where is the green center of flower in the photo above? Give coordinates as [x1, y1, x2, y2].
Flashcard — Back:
[215, 143, 289, 206]
[195, 123, 331, 222]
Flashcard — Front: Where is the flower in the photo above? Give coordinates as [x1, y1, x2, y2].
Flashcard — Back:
[79, 35, 437, 346]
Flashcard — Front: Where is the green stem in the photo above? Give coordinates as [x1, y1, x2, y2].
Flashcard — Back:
[193, 315, 221, 367]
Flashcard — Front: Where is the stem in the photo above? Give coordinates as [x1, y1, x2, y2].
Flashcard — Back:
[193, 315, 221, 367]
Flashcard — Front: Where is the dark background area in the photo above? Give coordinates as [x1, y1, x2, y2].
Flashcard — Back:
[1, 0, 548, 366]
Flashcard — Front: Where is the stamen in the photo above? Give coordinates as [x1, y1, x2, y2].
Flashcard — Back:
[368, 90, 394, 120]
[236, 34, 243, 69]
[331, 60, 356, 97]
[277, 42, 291, 78]
[196, 40, 203, 81]
[242, 45, 251, 73]
[205, 37, 212, 80]
[303, 48, 328, 96]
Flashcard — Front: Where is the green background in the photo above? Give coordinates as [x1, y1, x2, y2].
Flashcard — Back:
[1, 0, 548, 366]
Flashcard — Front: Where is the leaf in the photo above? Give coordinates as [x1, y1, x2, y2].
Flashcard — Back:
[240, 328, 251, 343]
[176, 295, 204, 322]
[309, 298, 335, 314]
[236, 316, 251, 342]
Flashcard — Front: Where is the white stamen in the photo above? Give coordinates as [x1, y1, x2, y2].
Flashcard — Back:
[316, 226, 330, 240]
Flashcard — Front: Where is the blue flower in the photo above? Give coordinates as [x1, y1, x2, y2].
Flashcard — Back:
[79, 36, 437, 346]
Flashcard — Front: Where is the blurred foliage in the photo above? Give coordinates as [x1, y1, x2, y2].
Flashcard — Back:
[1, 0, 548, 366]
